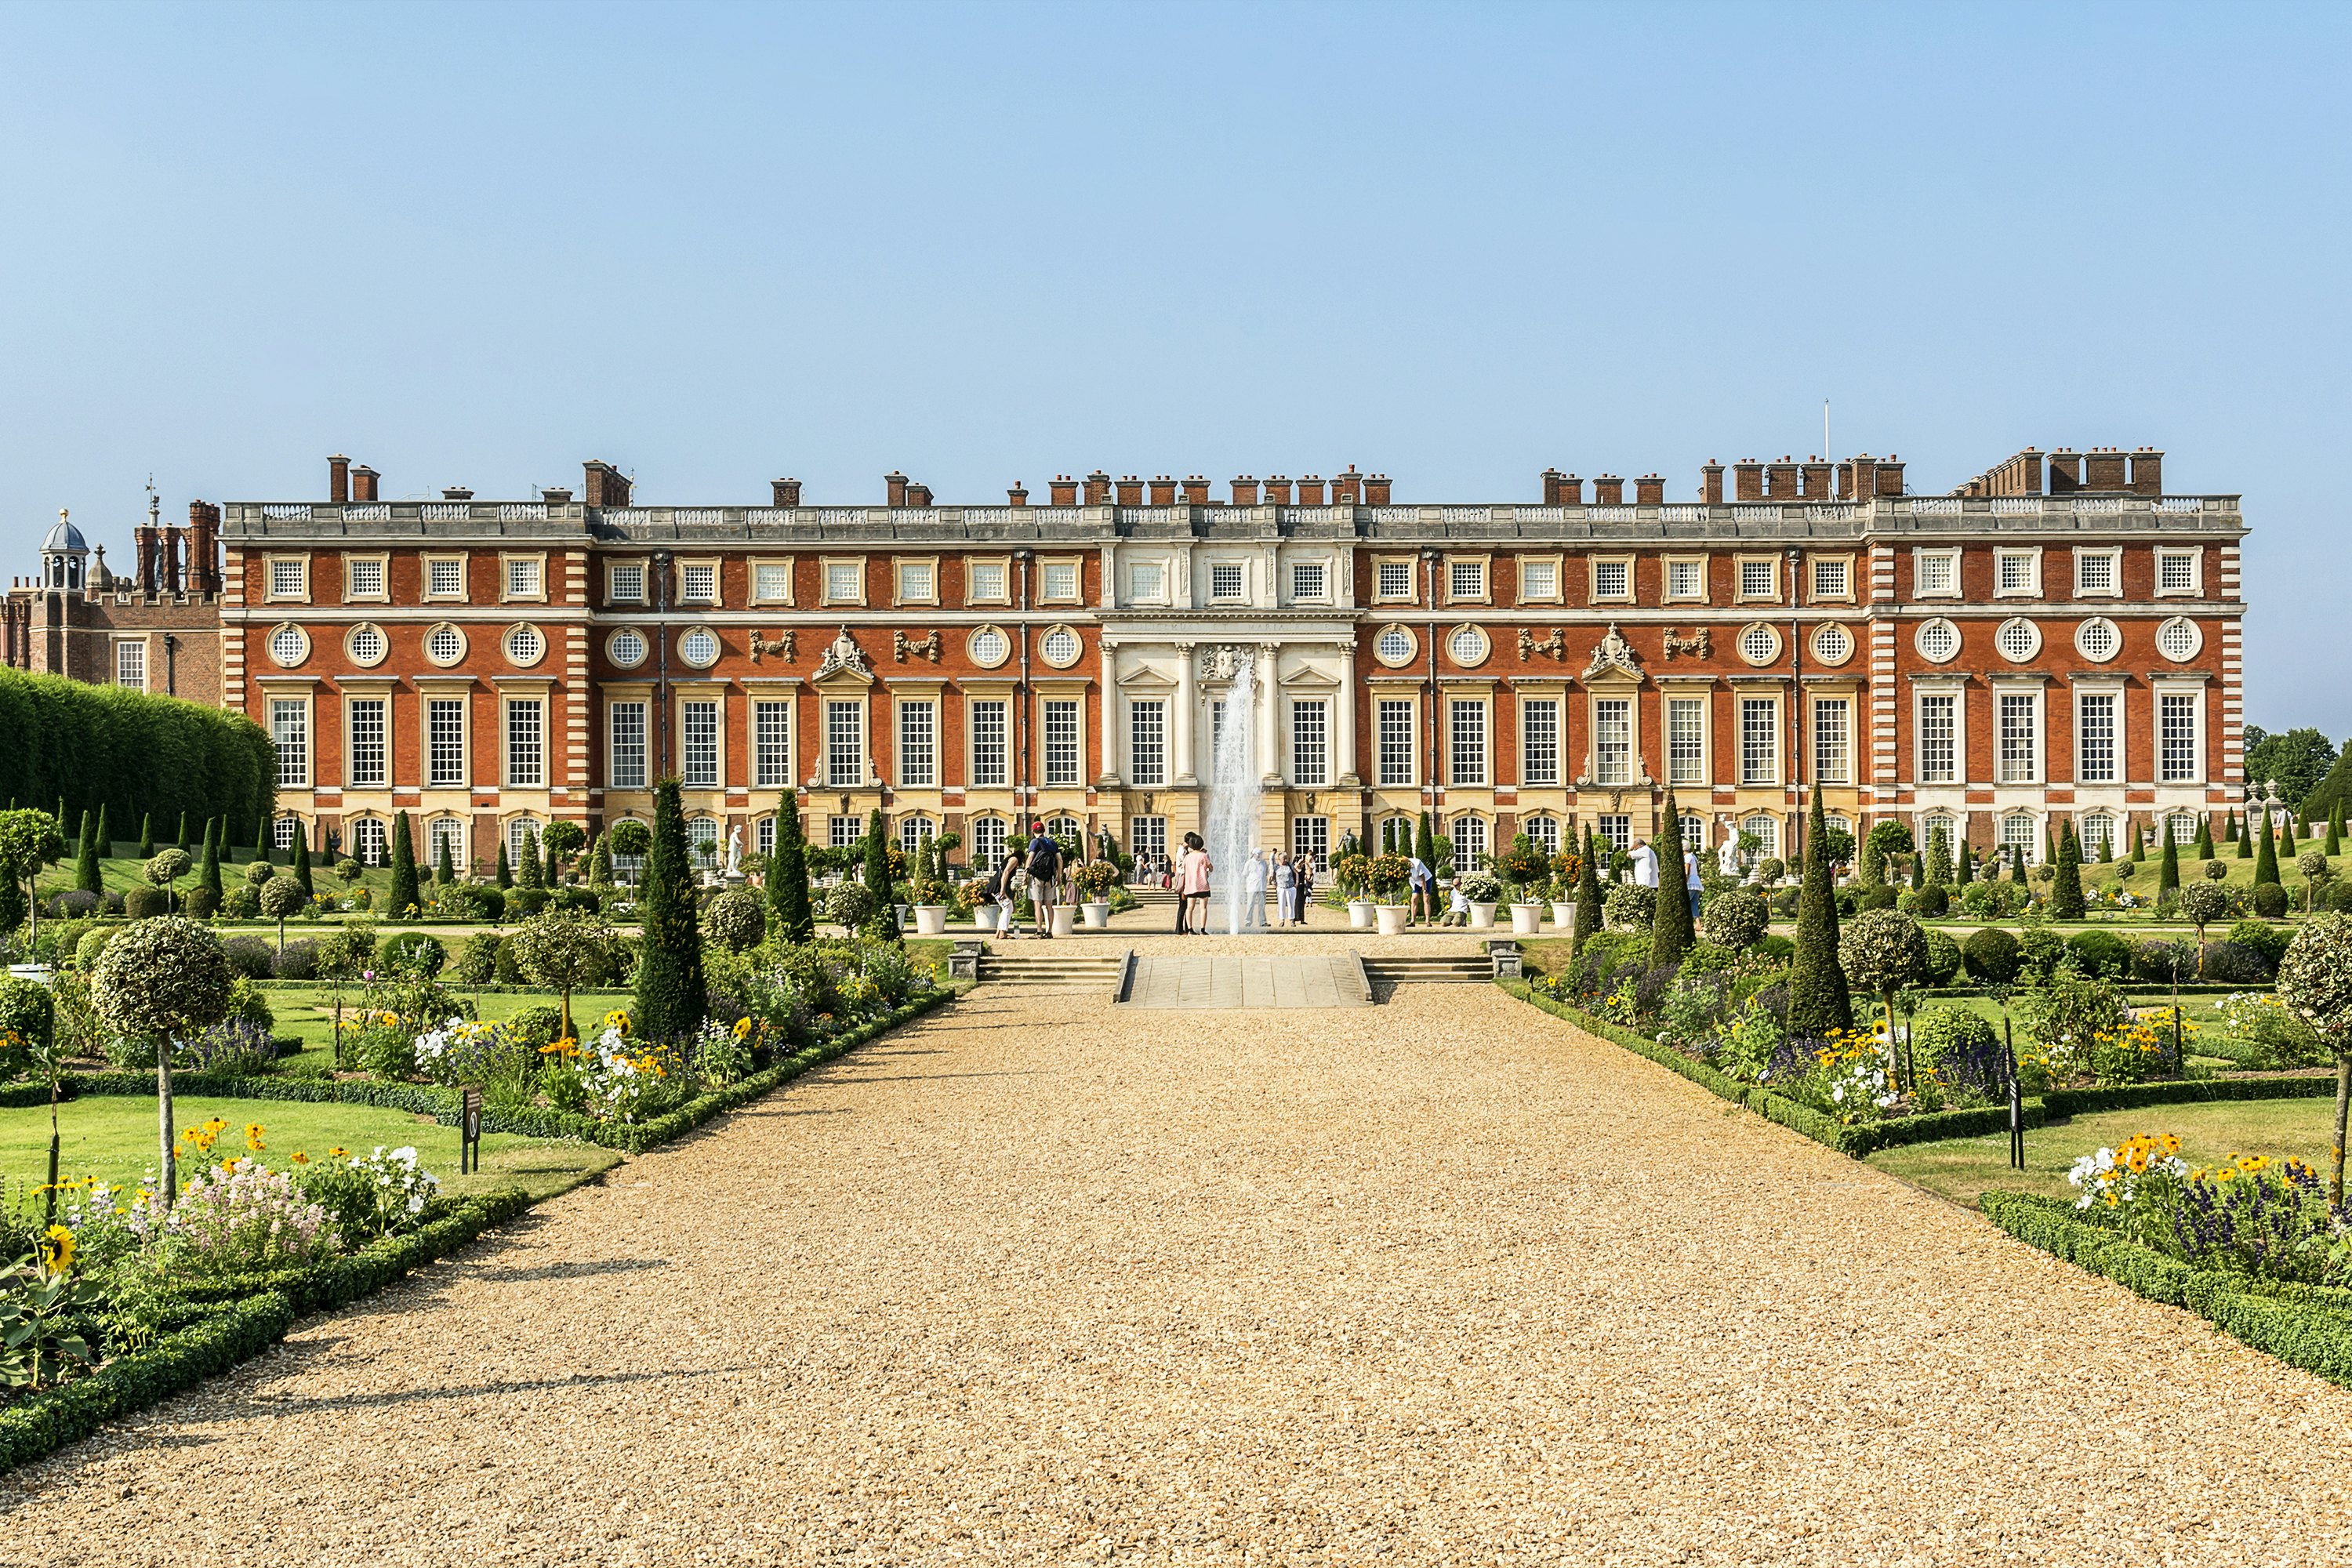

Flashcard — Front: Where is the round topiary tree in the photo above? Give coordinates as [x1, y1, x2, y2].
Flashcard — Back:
[2178, 880, 2231, 971]
[145, 848, 191, 914]
[542, 820, 587, 883]
[706, 885, 767, 954]
[826, 880, 877, 932]
[260, 873, 307, 952]
[92, 916, 234, 1205]
[505, 907, 618, 1044]
[2276, 913, 2352, 1207]
[1700, 886, 1769, 952]
[1839, 907, 1930, 1049]
[1962, 924, 2020, 984]
[243, 858, 274, 891]
[2299, 851, 2334, 914]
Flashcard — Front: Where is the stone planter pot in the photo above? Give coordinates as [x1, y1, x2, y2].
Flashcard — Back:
[1050, 904, 1076, 938]
[911, 905, 949, 936]
[1468, 902, 1498, 930]
[1347, 900, 1374, 928]
[1508, 902, 1546, 936]
[1551, 900, 1576, 930]
[895, 904, 912, 928]
[1376, 903, 1410, 936]
[1080, 901, 1112, 929]
[973, 909, 997, 931]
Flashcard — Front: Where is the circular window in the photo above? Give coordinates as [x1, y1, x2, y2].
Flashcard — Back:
[678, 626, 720, 668]
[1915, 618, 1961, 664]
[1374, 625, 1416, 667]
[968, 626, 1010, 669]
[2157, 616, 2202, 662]
[1809, 623, 1853, 666]
[424, 623, 467, 666]
[1039, 626, 1081, 668]
[505, 624, 546, 667]
[2074, 617, 2122, 662]
[344, 623, 387, 667]
[268, 624, 309, 668]
[1996, 618, 2042, 663]
[607, 628, 648, 669]
[1447, 624, 1489, 667]
[1737, 623, 1781, 666]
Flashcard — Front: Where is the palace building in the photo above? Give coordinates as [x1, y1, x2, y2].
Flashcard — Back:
[2, 493, 227, 703]
[205, 447, 2242, 876]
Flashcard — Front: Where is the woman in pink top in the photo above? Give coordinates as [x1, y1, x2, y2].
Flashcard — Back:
[1178, 832, 1213, 936]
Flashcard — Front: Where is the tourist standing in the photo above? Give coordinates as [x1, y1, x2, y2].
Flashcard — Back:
[1295, 853, 1316, 925]
[1242, 848, 1270, 931]
[993, 843, 1028, 938]
[1684, 844, 1703, 920]
[1025, 820, 1063, 939]
[1630, 837, 1660, 892]
[1406, 852, 1433, 927]
[1180, 831, 1212, 935]
[1274, 851, 1297, 927]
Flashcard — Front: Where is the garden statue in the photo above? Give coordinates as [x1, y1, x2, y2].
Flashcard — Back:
[724, 827, 745, 883]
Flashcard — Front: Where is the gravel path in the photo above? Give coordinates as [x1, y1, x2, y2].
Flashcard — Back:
[7, 955, 2352, 1564]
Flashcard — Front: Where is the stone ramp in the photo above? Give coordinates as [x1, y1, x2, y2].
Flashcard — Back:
[1119, 951, 1370, 1008]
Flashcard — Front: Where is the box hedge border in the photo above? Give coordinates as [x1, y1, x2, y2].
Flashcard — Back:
[0, 985, 960, 1475]
[1980, 1191, 2352, 1386]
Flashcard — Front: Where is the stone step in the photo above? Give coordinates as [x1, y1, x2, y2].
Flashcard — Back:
[1360, 955, 1492, 984]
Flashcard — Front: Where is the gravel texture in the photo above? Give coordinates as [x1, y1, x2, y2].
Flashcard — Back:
[8, 946, 2352, 1563]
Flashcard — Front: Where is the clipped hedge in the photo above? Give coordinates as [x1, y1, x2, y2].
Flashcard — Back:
[2042, 1073, 2336, 1116]
[0, 666, 275, 845]
[1980, 1191, 2352, 1387]
[0, 1292, 295, 1473]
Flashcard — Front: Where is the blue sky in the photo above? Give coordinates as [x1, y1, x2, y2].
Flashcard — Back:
[2, 3, 2345, 730]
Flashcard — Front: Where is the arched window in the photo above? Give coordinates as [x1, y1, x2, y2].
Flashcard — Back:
[2165, 811, 2201, 848]
[1740, 813, 1780, 861]
[1523, 815, 1559, 855]
[1380, 817, 1414, 853]
[898, 815, 936, 855]
[350, 818, 387, 867]
[505, 816, 542, 868]
[1046, 815, 1081, 847]
[969, 816, 1008, 870]
[688, 815, 720, 869]
[1999, 813, 2038, 862]
[1450, 815, 1489, 872]
[608, 817, 648, 881]
[1920, 814, 1958, 858]
[2079, 813, 2116, 861]
[755, 816, 776, 858]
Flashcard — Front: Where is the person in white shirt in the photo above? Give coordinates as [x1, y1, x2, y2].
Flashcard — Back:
[1629, 838, 1660, 890]
[1684, 847, 1704, 919]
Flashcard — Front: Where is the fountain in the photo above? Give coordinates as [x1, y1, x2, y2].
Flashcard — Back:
[1203, 648, 1262, 935]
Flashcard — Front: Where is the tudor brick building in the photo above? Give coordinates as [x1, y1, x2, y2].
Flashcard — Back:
[210, 446, 2243, 877]
[3, 495, 227, 703]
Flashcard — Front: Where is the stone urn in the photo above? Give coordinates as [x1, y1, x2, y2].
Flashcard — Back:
[1050, 903, 1076, 938]
[1376, 903, 1410, 936]
[1080, 901, 1112, 929]
[911, 905, 949, 936]
[1347, 900, 1374, 928]
[1508, 902, 1546, 936]
[1468, 902, 1498, 930]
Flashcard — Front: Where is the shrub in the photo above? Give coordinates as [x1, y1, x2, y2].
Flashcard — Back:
[1602, 884, 1655, 931]
[296, 1145, 442, 1245]
[1962, 925, 2020, 984]
[2227, 919, 2293, 968]
[2131, 938, 2198, 984]
[504, 1004, 565, 1051]
[1770, 888, 1801, 918]
[1840, 909, 1929, 1013]
[433, 883, 495, 921]
[1860, 886, 1897, 911]
[1699, 887, 1769, 951]
[272, 938, 321, 980]
[1914, 885, 1951, 918]
[1922, 927, 1962, 985]
[74, 926, 117, 972]
[506, 887, 549, 918]
[221, 885, 259, 920]
[2253, 882, 2290, 919]
[2199, 940, 2272, 985]
[379, 932, 448, 978]
[0, 975, 55, 1058]
[1911, 1007, 2005, 1105]
[182, 886, 220, 920]
[244, 859, 274, 889]
[2017, 924, 2068, 983]
[225, 975, 275, 1033]
[825, 882, 877, 931]
[124, 887, 167, 920]
[2065, 928, 2136, 981]
[453, 931, 503, 985]
[706, 887, 768, 953]
[51, 890, 98, 920]
[220, 935, 275, 980]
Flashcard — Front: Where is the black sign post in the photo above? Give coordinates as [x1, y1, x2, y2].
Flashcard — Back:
[460, 1086, 483, 1175]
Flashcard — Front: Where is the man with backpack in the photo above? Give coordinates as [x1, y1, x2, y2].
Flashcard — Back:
[1024, 822, 1063, 938]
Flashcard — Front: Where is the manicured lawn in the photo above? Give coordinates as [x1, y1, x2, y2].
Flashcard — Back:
[266, 985, 636, 1058]
[2, 1094, 622, 1202]
[1866, 1095, 2340, 1206]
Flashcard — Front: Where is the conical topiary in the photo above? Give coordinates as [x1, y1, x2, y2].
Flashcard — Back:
[176, 810, 191, 854]
[2238, 812, 2254, 858]
[2131, 822, 2146, 863]
[2196, 815, 2214, 861]
[495, 840, 513, 888]
[2051, 820, 2085, 918]
[2281, 811, 2299, 857]
[436, 835, 456, 884]
[1572, 828, 1606, 953]
[2158, 820, 2180, 898]
[292, 826, 314, 898]
[1649, 789, 1693, 969]
[198, 818, 223, 904]
[862, 808, 898, 939]
[769, 789, 814, 943]
[252, 815, 270, 864]
[95, 804, 111, 858]
[2010, 844, 2027, 885]
[73, 811, 100, 895]
[1956, 837, 1974, 885]
[517, 829, 545, 889]
[2255, 817, 2281, 888]
[1786, 790, 1853, 1039]
[387, 811, 419, 919]
[139, 811, 154, 859]
[2330, 800, 2345, 858]
[2226, 808, 2240, 843]
[633, 779, 706, 1040]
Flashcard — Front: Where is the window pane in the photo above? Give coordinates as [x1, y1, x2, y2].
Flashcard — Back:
[1290, 815, 1329, 868]
[753, 562, 789, 601]
[970, 700, 1007, 787]
[1449, 560, 1484, 599]
[612, 562, 646, 601]
[270, 560, 306, 597]
[1449, 700, 1486, 786]
[114, 640, 144, 689]
[348, 698, 387, 787]
[1451, 815, 1487, 870]
[272, 699, 307, 786]
[1041, 561, 1079, 600]
[1668, 559, 1703, 598]
[681, 699, 720, 788]
[1377, 699, 1414, 786]
[826, 701, 865, 787]
[1812, 698, 1849, 786]
[1128, 816, 1166, 858]
[898, 702, 936, 788]
[1999, 695, 2038, 783]
[505, 557, 539, 597]
[754, 700, 792, 788]
[429, 698, 468, 787]
[1917, 554, 1955, 594]
[609, 702, 648, 790]
[1128, 700, 1165, 786]
[1128, 562, 1163, 600]
[1522, 560, 1558, 599]
[898, 561, 934, 601]
[968, 561, 1006, 601]
[2161, 694, 2198, 782]
[1668, 696, 1706, 785]
[505, 699, 543, 786]
[1210, 563, 1246, 599]
[1290, 561, 1326, 600]
[826, 561, 862, 601]
[428, 558, 466, 597]
[348, 558, 384, 597]
[1043, 699, 1081, 786]
[1594, 699, 1631, 786]
[1739, 698, 1777, 785]
[2160, 553, 2197, 592]
[681, 562, 717, 604]
[1290, 699, 1328, 786]
[1918, 695, 1956, 783]
[1740, 559, 1775, 598]
[2077, 694, 2116, 782]
[1812, 558, 1848, 597]
[353, 818, 387, 866]
[1521, 699, 1559, 786]
[1378, 560, 1413, 599]
[1592, 559, 1628, 599]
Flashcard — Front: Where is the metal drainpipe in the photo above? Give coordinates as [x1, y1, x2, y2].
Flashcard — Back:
[1423, 548, 1439, 840]
[164, 633, 178, 698]
[1787, 546, 1804, 864]
[1014, 550, 1033, 824]
[652, 550, 672, 778]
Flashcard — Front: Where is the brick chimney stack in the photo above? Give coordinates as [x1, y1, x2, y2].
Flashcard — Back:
[1050, 474, 1078, 506]
[1873, 456, 1906, 497]
[188, 502, 220, 596]
[885, 472, 909, 507]
[328, 455, 351, 503]
[1700, 461, 1725, 505]
[1083, 470, 1112, 506]
[441, 487, 474, 500]
[906, 482, 934, 508]
[1635, 474, 1664, 506]
[350, 466, 380, 503]
[134, 515, 158, 594]
[1364, 474, 1392, 506]
[1181, 475, 1210, 504]
[1334, 466, 1363, 505]
[1766, 457, 1798, 499]
[1541, 468, 1566, 506]
[1149, 475, 1175, 506]
[1007, 481, 1029, 507]
[1298, 474, 1326, 506]
[1800, 458, 1831, 499]
[2083, 447, 2129, 491]
[583, 460, 632, 508]
[1733, 459, 1765, 503]
[2046, 449, 2082, 493]
[1265, 475, 1293, 506]
[1116, 475, 1144, 506]
[2130, 447, 2164, 497]
[771, 478, 801, 508]
[1231, 475, 1259, 506]
[1848, 456, 1878, 500]
[1594, 474, 1625, 505]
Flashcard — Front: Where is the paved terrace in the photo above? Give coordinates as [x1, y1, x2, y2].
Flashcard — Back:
[5, 935, 2350, 1564]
